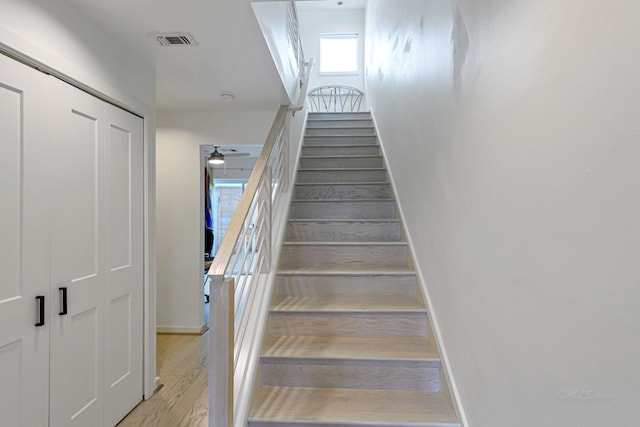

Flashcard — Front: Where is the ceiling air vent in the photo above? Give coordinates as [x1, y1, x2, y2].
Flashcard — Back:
[154, 32, 199, 47]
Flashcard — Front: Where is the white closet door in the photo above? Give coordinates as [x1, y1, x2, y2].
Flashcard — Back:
[0, 53, 52, 427]
[103, 104, 144, 426]
[49, 77, 106, 427]
[48, 78, 144, 427]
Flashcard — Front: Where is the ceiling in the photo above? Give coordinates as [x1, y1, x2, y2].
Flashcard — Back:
[64, 0, 366, 112]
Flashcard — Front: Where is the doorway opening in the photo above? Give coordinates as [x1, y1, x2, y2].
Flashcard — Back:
[202, 145, 261, 327]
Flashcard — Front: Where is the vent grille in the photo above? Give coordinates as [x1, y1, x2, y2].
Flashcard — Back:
[154, 32, 199, 47]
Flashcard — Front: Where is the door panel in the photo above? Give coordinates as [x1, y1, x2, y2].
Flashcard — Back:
[68, 306, 100, 416]
[0, 82, 21, 302]
[104, 106, 144, 426]
[49, 80, 104, 427]
[0, 339, 21, 426]
[108, 123, 133, 270]
[66, 109, 100, 280]
[0, 54, 51, 427]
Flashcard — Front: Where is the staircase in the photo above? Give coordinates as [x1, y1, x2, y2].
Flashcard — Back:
[248, 112, 460, 426]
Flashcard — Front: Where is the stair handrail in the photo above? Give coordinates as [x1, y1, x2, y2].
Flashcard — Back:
[207, 104, 288, 427]
[208, 2, 314, 424]
[290, 57, 315, 113]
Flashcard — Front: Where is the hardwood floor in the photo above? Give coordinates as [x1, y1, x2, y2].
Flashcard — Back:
[117, 333, 209, 427]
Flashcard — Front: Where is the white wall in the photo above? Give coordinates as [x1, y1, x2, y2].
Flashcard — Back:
[156, 110, 277, 333]
[299, 8, 365, 92]
[0, 0, 157, 398]
[366, 1, 640, 426]
[252, 2, 300, 104]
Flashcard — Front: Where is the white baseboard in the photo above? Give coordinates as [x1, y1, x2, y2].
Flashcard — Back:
[156, 325, 205, 334]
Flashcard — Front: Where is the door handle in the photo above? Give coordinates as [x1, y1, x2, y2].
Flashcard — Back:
[59, 287, 68, 315]
[35, 296, 45, 327]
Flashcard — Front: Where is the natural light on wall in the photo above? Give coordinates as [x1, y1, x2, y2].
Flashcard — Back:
[320, 33, 358, 74]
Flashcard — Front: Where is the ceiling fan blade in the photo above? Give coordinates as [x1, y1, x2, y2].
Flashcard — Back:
[223, 152, 251, 157]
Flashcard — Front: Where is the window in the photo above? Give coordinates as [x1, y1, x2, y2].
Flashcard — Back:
[319, 33, 358, 75]
[212, 180, 247, 255]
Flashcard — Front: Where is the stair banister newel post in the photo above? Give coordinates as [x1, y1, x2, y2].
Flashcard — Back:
[209, 274, 234, 427]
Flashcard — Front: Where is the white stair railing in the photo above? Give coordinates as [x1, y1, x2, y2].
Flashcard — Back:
[208, 3, 314, 423]
[208, 105, 290, 427]
[307, 85, 364, 112]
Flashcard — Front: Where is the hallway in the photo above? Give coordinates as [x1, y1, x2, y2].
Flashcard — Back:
[117, 334, 209, 427]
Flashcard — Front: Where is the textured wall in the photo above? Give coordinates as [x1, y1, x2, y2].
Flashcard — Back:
[366, 1, 640, 425]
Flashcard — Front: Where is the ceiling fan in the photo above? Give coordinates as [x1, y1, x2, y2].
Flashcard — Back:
[207, 146, 251, 165]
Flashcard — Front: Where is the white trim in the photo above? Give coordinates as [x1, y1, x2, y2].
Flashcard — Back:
[370, 109, 469, 427]
[142, 115, 157, 400]
[156, 325, 206, 334]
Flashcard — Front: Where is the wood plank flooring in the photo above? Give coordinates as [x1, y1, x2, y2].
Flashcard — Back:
[117, 333, 209, 427]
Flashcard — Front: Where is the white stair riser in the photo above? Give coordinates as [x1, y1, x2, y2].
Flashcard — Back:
[269, 312, 428, 338]
[280, 244, 408, 268]
[304, 135, 378, 145]
[277, 274, 417, 298]
[261, 359, 440, 391]
[295, 184, 391, 200]
[286, 221, 401, 242]
[296, 169, 387, 183]
[302, 145, 380, 156]
[308, 112, 371, 120]
[290, 201, 396, 219]
[300, 156, 383, 169]
[306, 119, 373, 128]
[306, 127, 376, 137]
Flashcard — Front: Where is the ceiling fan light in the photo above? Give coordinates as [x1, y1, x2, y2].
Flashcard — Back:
[208, 147, 225, 164]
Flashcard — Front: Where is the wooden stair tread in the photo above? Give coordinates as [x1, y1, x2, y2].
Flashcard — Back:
[278, 266, 416, 275]
[295, 181, 390, 185]
[307, 118, 372, 121]
[271, 297, 426, 313]
[262, 336, 438, 361]
[282, 241, 407, 247]
[300, 154, 381, 158]
[297, 167, 386, 171]
[306, 126, 375, 129]
[304, 135, 377, 139]
[301, 143, 379, 147]
[249, 387, 459, 425]
[292, 198, 395, 202]
[288, 219, 401, 223]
